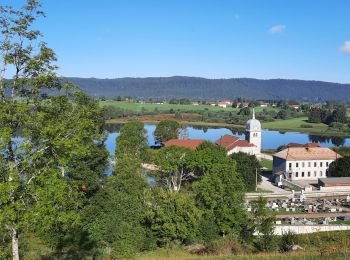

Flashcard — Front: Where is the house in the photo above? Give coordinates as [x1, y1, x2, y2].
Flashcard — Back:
[289, 104, 300, 110]
[215, 135, 257, 155]
[217, 102, 228, 108]
[273, 143, 341, 182]
[163, 139, 205, 150]
[192, 101, 200, 106]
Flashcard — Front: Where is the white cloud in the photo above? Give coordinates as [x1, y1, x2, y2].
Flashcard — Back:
[268, 24, 286, 34]
[339, 41, 350, 54]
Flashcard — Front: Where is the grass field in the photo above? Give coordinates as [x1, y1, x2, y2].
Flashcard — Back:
[100, 100, 278, 113]
[262, 117, 349, 136]
[260, 159, 273, 171]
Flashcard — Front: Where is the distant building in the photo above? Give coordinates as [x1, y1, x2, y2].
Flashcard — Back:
[217, 102, 228, 108]
[273, 143, 341, 182]
[163, 139, 205, 150]
[192, 101, 200, 106]
[289, 104, 300, 110]
[215, 135, 257, 155]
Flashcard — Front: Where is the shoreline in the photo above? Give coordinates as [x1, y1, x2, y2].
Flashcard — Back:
[106, 118, 350, 137]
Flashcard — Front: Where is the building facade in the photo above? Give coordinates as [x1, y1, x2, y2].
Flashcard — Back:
[273, 144, 341, 182]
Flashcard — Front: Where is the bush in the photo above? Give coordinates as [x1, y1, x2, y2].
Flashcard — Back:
[206, 235, 248, 255]
[300, 124, 313, 128]
[279, 231, 299, 252]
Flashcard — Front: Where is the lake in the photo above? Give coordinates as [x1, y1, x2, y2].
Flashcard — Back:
[105, 123, 350, 155]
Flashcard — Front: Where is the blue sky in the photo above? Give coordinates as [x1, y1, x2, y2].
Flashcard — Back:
[6, 0, 350, 82]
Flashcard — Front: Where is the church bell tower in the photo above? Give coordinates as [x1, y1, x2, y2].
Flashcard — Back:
[245, 108, 262, 154]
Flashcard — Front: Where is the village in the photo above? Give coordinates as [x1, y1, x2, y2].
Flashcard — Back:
[155, 108, 350, 235]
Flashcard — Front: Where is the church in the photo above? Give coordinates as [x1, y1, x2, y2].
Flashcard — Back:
[164, 109, 262, 156]
[215, 109, 261, 155]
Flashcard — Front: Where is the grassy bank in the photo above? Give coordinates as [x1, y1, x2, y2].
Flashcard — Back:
[106, 117, 245, 129]
[262, 117, 350, 136]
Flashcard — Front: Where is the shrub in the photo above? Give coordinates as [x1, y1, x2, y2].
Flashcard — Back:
[279, 231, 299, 252]
[300, 124, 313, 128]
[206, 235, 248, 255]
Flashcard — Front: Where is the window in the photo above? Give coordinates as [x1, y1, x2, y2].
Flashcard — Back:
[320, 171, 323, 177]
[302, 162, 305, 167]
[326, 162, 329, 167]
[314, 162, 317, 167]
[289, 163, 292, 168]
[308, 162, 311, 167]
[308, 172, 311, 177]
[320, 162, 323, 167]
[302, 172, 305, 177]
[296, 162, 299, 167]
[314, 171, 317, 177]
[295, 172, 299, 177]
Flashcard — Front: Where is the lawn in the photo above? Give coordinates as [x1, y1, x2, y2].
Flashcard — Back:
[260, 159, 273, 171]
[100, 100, 239, 112]
[262, 117, 349, 136]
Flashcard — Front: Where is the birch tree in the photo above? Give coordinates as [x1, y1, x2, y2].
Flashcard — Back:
[156, 146, 195, 192]
[0, 1, 108, 258]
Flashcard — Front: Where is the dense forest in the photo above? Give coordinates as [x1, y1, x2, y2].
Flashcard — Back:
[66, 76, 350, 101]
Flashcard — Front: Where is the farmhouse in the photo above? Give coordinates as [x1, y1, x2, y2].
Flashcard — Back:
[273, 143, 341, 182]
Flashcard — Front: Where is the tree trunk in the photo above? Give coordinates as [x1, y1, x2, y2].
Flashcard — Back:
[12, 228, 19, 260]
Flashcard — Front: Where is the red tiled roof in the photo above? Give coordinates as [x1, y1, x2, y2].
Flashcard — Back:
[163, 139, 205, 150]
[273, 147, 341, 161]
[287, 143, 320, 148]
[215, 135, 255, 150]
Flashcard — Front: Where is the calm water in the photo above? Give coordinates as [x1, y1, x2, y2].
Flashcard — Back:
[105, 123, 350, 155]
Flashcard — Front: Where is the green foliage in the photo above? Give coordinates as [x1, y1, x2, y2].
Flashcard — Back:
[279, 231, 299, 252]
[145, 188, 201, 246]
[83, 158, 149, 257]
[0, 1, 109, 256]
[116, 121, 148, 159]
[156, 146, 195, 192]
[250, 197, 277, 252]
[154, 120, 181, 143]
[230, 152, 262, 192]
[329, 156, 350, 177]
[238, 107, 251, 116]
[193, 159, 246, 237]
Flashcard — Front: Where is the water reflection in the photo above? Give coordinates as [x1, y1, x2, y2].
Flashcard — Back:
[104, 123, 350, 155]
[309, 135, 346, 147]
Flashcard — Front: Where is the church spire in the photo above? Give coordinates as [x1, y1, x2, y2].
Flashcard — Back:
[252, 108, 255, 119]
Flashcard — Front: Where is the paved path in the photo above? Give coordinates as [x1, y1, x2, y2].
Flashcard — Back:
[258, 174, 290, 194]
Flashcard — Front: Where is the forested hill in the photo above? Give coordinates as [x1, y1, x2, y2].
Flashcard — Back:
[65, 76, 350, 101]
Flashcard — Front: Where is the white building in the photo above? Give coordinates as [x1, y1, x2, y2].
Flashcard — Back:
[273, 143, 341, 182]
[245, 109, 261, 154]
[215, 109, 262, 156]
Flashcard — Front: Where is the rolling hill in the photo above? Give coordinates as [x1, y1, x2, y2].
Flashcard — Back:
[64, 76, 350, 101]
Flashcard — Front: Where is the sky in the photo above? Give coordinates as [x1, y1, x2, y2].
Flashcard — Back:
[4, 0, 350, 83]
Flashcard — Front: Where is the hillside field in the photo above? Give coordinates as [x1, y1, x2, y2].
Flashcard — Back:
[99, 100, 278, 113]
